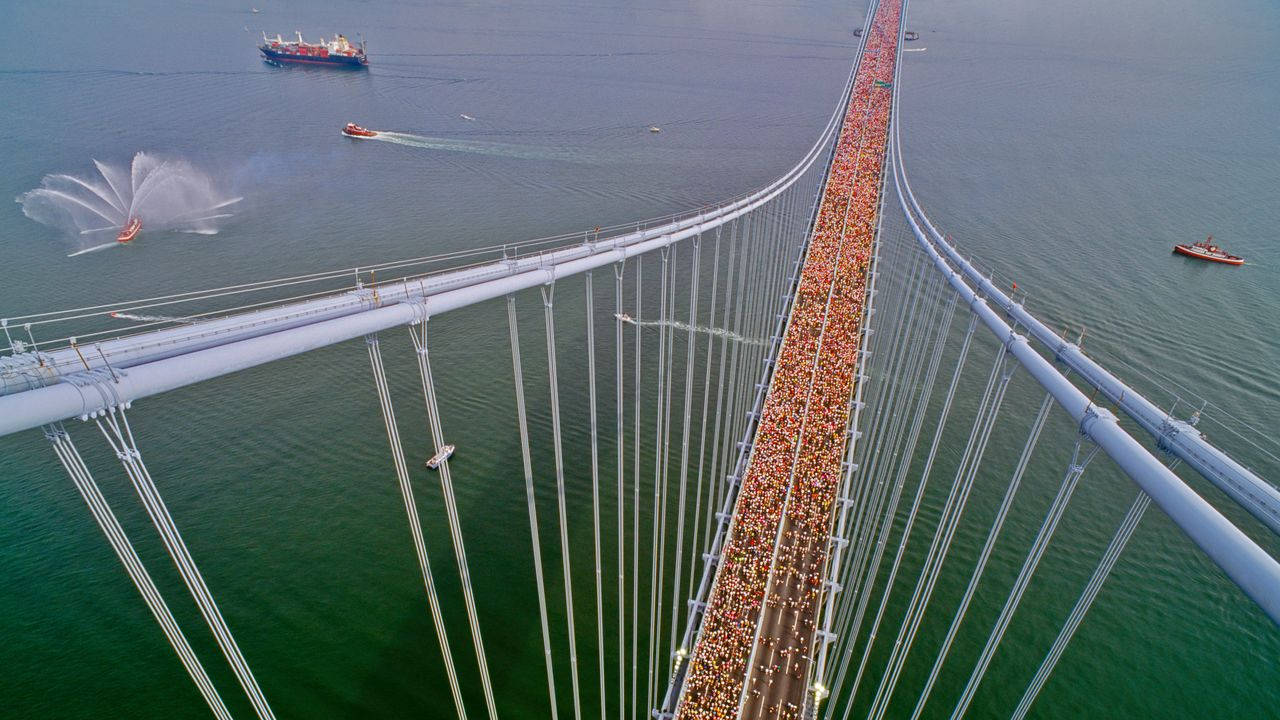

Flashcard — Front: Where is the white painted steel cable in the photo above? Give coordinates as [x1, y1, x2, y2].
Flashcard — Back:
[613, 263, 627, 720]
[667, 234, 701, 664]
[947, 438, 1102, 720]
[645, 248, 671, 716]
[840, 250, 937, 612]
[865, 348, 1017, 720]
[824, 266, 954, 695]
[1009, 491, 1151, 720]
[505, 298, 561, 720]
[365, 334, 468, 719]
[843, 319, 997, 714]
[410, 323, 500, 720]
[653, 244, 679, 713]
[539, 284, 584, 720]
[629, 256, 643, 720]
[585, 273, 608, 720]
[907, 392, 1055, 720]
[687, 228, 723, 603]
[94, 408, 277, 720]
[45, 425, 235, 720]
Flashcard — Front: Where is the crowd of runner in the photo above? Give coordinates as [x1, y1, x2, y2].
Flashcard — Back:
[678, 1, 903, 717]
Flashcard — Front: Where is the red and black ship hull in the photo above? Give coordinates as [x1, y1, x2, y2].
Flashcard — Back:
[260, 46, 367, 67]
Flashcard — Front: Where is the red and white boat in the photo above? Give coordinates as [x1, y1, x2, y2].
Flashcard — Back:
[1172, 235, 1243, 266]
[342, 122, 377, 138]
[116, 217, 142, 243]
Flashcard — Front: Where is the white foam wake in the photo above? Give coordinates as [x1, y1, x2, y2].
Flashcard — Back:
[623, 316, 764, 346]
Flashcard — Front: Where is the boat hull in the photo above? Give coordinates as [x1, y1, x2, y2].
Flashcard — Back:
[116, 218, 141, 243]
[1173, 245, 1243, 265]
[260, 46, 367, 67]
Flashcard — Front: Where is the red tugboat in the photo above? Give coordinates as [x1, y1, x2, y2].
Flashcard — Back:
[116, 217, 141, 243]
[1173, 235, 1244, 266]
[342, 123, 378, 138]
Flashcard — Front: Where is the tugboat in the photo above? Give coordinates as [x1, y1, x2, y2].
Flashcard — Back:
[260, 31, 368, 67]
[1172, 235, 1244, 266]
[116, 217, 141, 244]
[342, 122, 378, 138]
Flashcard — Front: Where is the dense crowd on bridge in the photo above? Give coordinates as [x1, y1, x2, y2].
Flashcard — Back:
[678, 2, 903, 718]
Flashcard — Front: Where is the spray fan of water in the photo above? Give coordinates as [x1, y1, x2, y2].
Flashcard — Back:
[17, 152, 242, 255]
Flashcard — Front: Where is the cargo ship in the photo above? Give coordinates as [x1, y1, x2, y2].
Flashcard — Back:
[260, 32, 367, 67]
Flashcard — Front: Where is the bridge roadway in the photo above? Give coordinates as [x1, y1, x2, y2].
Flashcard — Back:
[678, 0, 902, 717]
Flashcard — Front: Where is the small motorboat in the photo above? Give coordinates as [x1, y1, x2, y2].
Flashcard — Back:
[116, 217, 142, 243]
[1172, 235, 1244, 266]
[905, 31, 920, 41]
[648, 126, 661, 133]
[342, 122, 378, 138]
[615, 312, 635, 324]
[426, 444, 456, 470]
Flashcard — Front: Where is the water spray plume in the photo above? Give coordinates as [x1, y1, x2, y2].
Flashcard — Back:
[17, 152, 242, 254]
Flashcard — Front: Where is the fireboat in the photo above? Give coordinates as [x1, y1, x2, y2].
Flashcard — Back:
[116, 217, 142, 243]
[1172, 235, 1244, 266]
[342, 123, 378, 138]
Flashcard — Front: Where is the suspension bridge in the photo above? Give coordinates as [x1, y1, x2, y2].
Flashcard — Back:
[2, 0, 1277, 717]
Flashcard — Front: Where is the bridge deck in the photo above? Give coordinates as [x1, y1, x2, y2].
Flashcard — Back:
[678, 2, 902, 718]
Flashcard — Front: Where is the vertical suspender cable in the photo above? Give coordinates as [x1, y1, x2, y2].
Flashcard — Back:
[613, 262, 627, 720]
[688, 228, 723, 596]
[947, 437, 1102, 720]
[706, 220, 741, 524]
[866, 348, 1018, 720]
[630, 256, 643, 720]
[908, 392, 1055, 720]
[668, 234, 701, 660]
[44, 424, 234, 720]
[585, 273, 608, 719]
[1009, 492, 1150, 720]
[95, 408, 277, 720]
[409, 323, 500, 720]
[505, 299, 560, 720]
[365, 334, 467, 720]
[646, 247, 671, 715]
[539, 284, 584, 720]
[654, 244, 679, 704]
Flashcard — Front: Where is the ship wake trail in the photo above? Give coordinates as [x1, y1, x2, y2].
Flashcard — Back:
[17, 152, 242, 253]
[109, 312, 195, 325]
[625, 316, 765, 346]
[369, 131, 593, 163]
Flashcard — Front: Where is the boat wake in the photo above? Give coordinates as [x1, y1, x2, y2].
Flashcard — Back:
[17, 152, 242, 255]
[109, 311, 195, 324]
[368, 131, 594, 163]
[617, 314, 764, 346]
